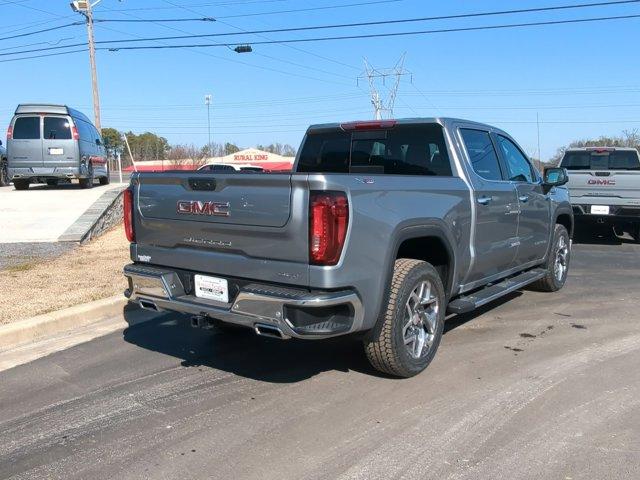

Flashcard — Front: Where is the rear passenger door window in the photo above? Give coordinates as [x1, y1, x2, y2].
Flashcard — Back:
[43, 117, 72, 140]
[13, 116, 40, 139]
[496, 135, 534, 183]
[460, 128, 503, 181]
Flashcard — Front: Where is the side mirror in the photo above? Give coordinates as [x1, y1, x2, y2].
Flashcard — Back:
[95, 138, 102, 146]
[543, 167, 568, 189]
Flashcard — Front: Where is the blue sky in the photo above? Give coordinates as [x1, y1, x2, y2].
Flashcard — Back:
[0, 0, 639, 160]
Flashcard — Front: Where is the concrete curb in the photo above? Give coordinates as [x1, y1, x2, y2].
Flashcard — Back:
[58, 186, 126, 243]
[0, 295, 128, 351]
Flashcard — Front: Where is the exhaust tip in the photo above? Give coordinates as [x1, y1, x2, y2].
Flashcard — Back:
[254, 323, 287, 339]
[139, 299, 159, 311]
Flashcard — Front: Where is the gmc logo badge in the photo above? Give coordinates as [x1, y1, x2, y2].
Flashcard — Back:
[177, 200, 230, 216]
[587, 179, 616, 186]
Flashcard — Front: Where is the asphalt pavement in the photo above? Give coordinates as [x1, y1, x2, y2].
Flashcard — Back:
[1, 236, 639, 480]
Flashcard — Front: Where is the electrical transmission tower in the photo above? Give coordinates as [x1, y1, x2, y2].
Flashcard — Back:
[359, 54, 411, 120]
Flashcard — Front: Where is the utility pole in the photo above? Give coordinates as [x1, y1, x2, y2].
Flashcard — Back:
[358, 54, 411, 120]
[205, 94, 212, 160]
[70, 1, 102, 131]
[537, 112, 542, 163]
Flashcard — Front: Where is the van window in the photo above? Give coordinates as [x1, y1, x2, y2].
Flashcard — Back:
[44, 117, 72, 140]
[13, 116, 40, 140]
[297, 124, 452, 176]
[75, 119, 93, 141]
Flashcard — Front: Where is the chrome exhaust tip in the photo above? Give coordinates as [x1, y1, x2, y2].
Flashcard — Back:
[139, 299, 159, 311]
[254, 323, 287, 340]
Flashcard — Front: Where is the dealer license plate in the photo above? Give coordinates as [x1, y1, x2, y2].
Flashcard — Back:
[194, 274, 229, 303]
[590, 205, 610, 215]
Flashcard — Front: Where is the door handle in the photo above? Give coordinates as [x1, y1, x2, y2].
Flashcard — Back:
[518, 195, 529, 203]
[477, 196, 492, 205]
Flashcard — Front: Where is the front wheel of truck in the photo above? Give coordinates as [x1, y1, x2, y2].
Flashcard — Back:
[364, 259, 446, 378]
[530, 224, 571, 292]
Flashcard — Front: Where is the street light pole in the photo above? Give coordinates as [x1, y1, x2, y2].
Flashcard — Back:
[205, 94, 212, 160]
[71, 0, 102, 131]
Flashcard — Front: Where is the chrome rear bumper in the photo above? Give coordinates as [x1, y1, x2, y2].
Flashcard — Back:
[124, 263, 364, 339]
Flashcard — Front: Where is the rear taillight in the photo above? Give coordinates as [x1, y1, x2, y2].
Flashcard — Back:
[309, 191, 349, 266]
[6, 126, 12, 139]
[71, 125, 79, 140]
[123, 188, 135, 243]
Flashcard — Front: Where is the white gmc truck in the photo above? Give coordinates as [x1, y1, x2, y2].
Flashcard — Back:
[560, 147, 640, 242]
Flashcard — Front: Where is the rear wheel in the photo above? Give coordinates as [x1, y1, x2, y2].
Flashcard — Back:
[46, 179, 59, 186]
[99, 163, 110, 185]
[0, 158, 8, 187]
[632, 224, 640, 244]
[531, 224, 570, 292]
[13, 179, 29, 190]
[79, 163, 94, 189]
[364, 259, 446, 378]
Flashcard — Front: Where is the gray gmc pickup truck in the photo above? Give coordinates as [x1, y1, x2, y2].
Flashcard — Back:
[559, 147, 640, 242]
[124, 118, 573, 377]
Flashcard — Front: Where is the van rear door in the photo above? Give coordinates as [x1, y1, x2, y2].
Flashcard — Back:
[42, 116, 77, 169]
[9, 116, 42, 168]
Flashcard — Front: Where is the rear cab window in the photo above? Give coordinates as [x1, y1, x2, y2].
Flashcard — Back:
[43, 117, 72, 140]
[297, 123, 453, 176]
[12, 116, 40, 140]
[561, 150, 640, 170]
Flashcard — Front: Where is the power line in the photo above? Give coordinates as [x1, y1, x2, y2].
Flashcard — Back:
[0, 48, 86, 64]
[215, 0, 404, 19]
[3, 1, 639, 55]
[93, 17, 216, 23]
[97, 13, 640, 52]
[97, 3, 357, 87]
[0, 21, 81, 42]
[54, 0, 640, 46]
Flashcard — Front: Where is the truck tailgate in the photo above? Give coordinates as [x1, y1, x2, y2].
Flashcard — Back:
[567, 170, 640, 204]
[132, 172, 310, 285]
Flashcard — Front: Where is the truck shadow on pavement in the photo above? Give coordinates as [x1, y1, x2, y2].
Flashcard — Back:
[122, 294, 518, 383]
[573, 226, 635, 245]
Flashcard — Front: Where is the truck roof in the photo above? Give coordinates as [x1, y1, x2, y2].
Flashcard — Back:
[306, 117, 506, 134]
[14, 104, 93, 124]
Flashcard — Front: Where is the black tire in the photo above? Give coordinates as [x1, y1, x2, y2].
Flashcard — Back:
[99, 162, 110, 185]
[530, 224, 571, 292]
[364, 259, 446, 378]
[632, 224, 640, 244]
[0, 158, 8, 187]
[46, 179, 59, 186]
[79, 163, 94, 189]
[13, 179, 29, 190]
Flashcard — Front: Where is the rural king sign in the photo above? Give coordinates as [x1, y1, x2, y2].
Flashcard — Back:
[233, 153, 270, 162]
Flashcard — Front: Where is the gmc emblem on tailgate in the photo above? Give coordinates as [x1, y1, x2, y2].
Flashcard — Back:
[588, 179, 616, 186]
[177, 200, 230, 216]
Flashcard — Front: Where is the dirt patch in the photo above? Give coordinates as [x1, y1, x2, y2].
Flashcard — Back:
[0, 225, 130, 325]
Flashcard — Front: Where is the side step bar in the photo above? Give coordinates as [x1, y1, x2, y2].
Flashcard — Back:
[447, 268, 546, 314]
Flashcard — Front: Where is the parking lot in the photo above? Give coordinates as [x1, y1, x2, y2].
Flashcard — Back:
[1, 237, 638, 480]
